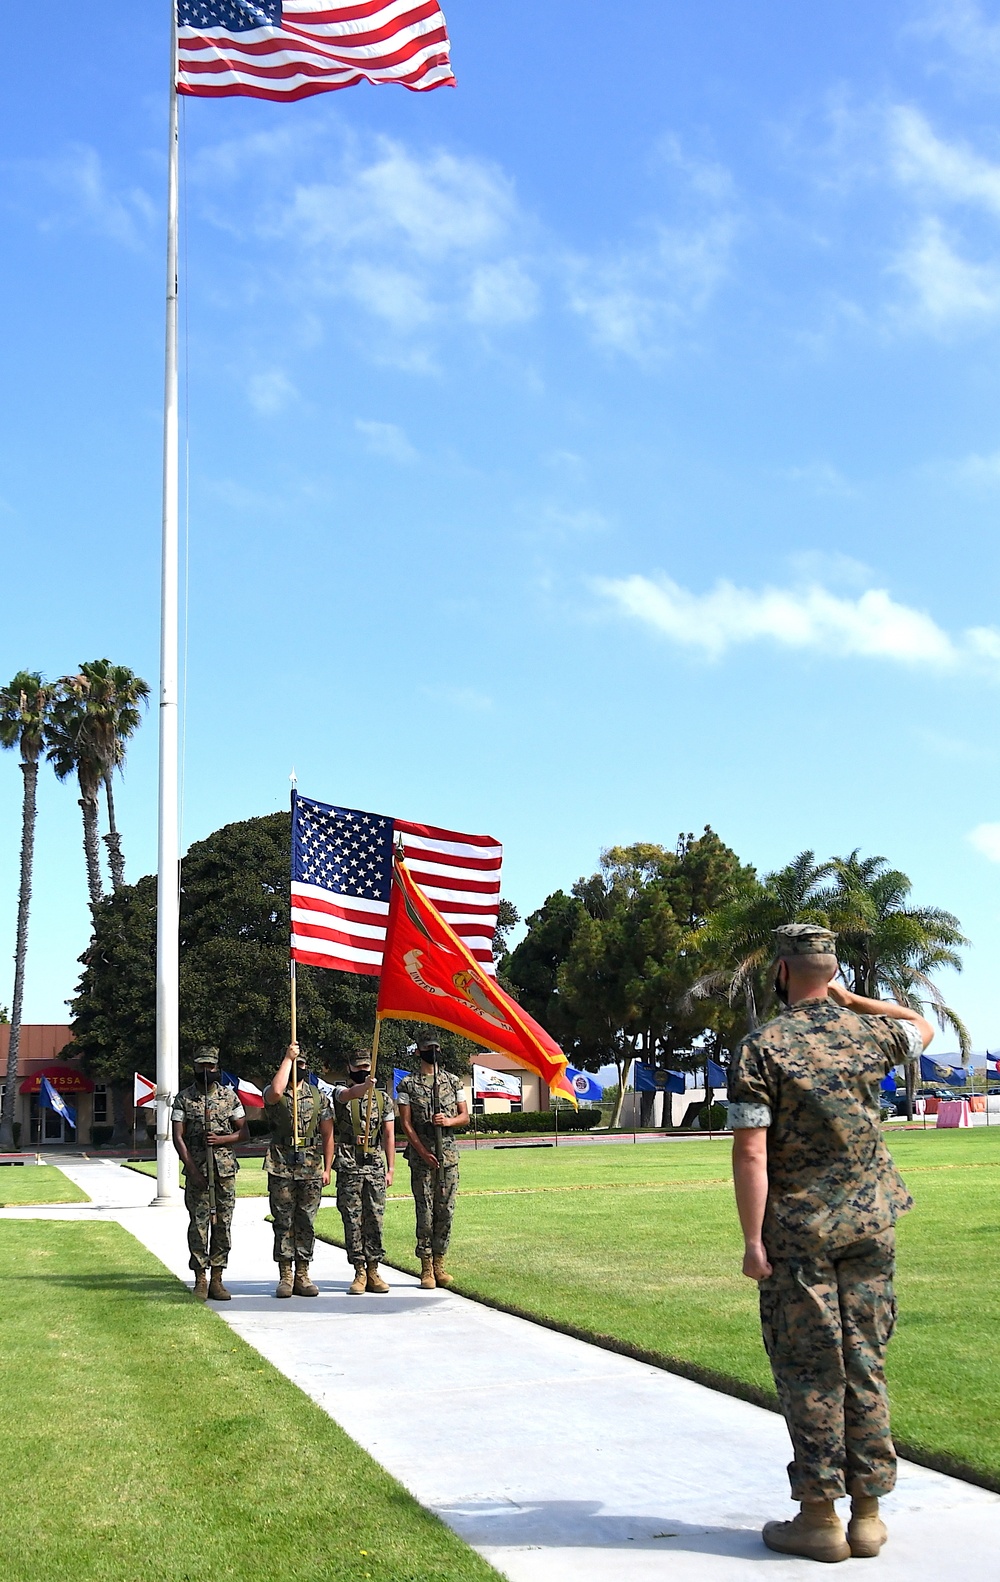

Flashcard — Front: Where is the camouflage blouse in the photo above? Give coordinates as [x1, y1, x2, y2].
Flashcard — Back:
[729, 1000, 922, 1257]
[171, 1082, 245, 1178]
[395, 1069, 464, 1167]
[331, 1085, 395, 1170]
[264, 1080, 334, 1181]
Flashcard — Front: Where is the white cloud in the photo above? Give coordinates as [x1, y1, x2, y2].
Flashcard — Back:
[567, 216, 736, 358]
[466, 261, 538, 325]
[355, 419, 417, 464]
[247, 369, 297, 415]
[889, 106, 1000, 215]
[343, 263, 436, 330]
[22, 144, 154, 248]
[779, 463, 856, 498]
[912, 2, 1000, 78]
[787, 551, 873, 586]
[280, 139, 517, 260]
[953, 447, 1000, 483]
[422, 684, 493, 712]
[891, 217, 1000, 326]
[655, 135, 735, 203]
[969, 821, 1000, 861]
[594, 570, 1000, 669]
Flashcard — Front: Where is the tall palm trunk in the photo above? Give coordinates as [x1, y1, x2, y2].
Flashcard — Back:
[79, 791, 104, 909]
[0, 761, 38, 1149]
[102, 771, 125, 892]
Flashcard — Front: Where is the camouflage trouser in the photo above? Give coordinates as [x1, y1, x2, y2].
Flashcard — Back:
[336, 1159, 386, 1264]
[409, 1160, 458, 1256]
[759, 1229, 898, 1502]
[268, 1174, 324, 1263]
[185, 1173, 236, 1270]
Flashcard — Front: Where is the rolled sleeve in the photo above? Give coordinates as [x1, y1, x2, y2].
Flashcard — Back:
[727, 1100, 772, 1130]
[231, 1103, 246, 1124]
[728, 1035, 774, 1129]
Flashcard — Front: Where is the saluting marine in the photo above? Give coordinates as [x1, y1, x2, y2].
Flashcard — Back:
[263, 1042, 334, 1299]
[331, 1049, 396, 1295]
[729, 924, 932, 1564]
[171, 1045, 247, 1301]
[396, 1032, 469, 1290]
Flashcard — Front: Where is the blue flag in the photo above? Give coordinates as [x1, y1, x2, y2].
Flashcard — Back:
[633, 1064, 686, 1095]
[880, 1071, 897, 1094]
[706, 1058, 727, 1088]
[565, 1066, 603, 1102]
[920, 1055, 966, 1085]
[393, 1068, 409, 1098]
[39, 1076, 76, 1131]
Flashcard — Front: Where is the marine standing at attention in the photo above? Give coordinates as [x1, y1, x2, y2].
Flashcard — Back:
[171, 1045, 247, 1302]
[263, 1042, 334, 1299]
[395, 1032, 469, 1290]
[728, 924, 932, 1564]
[331, 1049, 395, 1295]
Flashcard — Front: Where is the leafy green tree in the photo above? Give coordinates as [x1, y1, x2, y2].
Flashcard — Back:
[505, 890, 587, 1038]
[0, 672, 55, 1149]
[508, 830, 749, 1125]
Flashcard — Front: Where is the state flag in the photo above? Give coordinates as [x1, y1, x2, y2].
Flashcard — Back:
[221, 1072, 266, 1109]
[134, 1073, 157, 1109]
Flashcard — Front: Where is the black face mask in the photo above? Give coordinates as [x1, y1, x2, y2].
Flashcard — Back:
[349, 1069, 370, 1084]
[773, 969, 789, 1006]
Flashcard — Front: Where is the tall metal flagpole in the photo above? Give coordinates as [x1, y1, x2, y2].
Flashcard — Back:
[152, 1, 181, 1206]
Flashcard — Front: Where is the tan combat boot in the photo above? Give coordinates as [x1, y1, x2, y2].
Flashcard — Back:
[192, 1269, 209, 1301]
[762, 1501, 850, 1563]
[419, 1255, 436, 1289]
[275, 1261, 294, 1299]
[348, 1263, 368, 1295]
[207, 1269, 232, 1302]
[432, 1256, 454, 1287]
[293, 1262, 319, 1297]
[848, 1496, 887, 1558]
[366, 1263, 390, 1293]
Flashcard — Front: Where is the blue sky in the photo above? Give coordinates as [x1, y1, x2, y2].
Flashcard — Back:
[3, 2, 1000, 1052]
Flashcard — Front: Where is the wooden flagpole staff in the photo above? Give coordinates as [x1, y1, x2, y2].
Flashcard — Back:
[289, 769, 301, 1155]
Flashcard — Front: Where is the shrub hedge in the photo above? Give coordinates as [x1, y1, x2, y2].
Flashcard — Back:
[467, 1110, 602, 1135]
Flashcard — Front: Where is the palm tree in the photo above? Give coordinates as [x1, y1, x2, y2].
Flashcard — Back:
[689, 851, 836, 1030]
[830, 851, 970, 1116]
[0, 672, 54, 1148]
[45, 679, 107, 909]
[72, 660, 149, 891]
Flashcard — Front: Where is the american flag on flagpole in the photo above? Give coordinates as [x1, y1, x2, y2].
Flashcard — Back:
[290, 793, 502, 977]
[177, 1, 456, 100]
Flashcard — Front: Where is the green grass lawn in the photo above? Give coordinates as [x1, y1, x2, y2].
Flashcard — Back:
[0, 1220, 497, 1582]
[315, 1129, 1000, 1486]
[0, 1164, 89, 1206]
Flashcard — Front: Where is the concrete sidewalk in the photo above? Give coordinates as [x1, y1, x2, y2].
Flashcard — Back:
[3, 1158, 998, 1580]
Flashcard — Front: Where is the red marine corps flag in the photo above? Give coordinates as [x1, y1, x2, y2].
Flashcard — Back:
[377, 850, 577, 1105]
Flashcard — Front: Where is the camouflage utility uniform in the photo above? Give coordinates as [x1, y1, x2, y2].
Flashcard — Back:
[729, 1000, 923, 1502]
[171, 1082, 245, 1272]
[265, 1081, 334, 1265]
[332, 1084, 395, 1265]
[396, 1069, 462, 1258]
